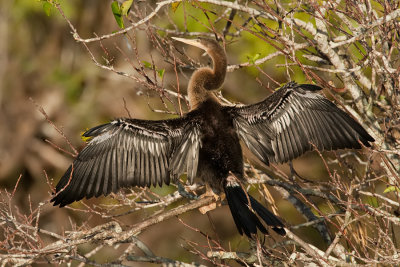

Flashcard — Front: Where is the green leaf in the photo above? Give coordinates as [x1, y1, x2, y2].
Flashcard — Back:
[111, 1, 124, 28]
[383, 186, 400, 194]
[42, 2, 52, 16]
[111, 1, 121, 15]
[157, 69, 165, 79]
[121, 0, 133, 16]
[142, 61, 153, 69]
[367, 196, 379, 207]
[249, 53, 261, 65]
[171, 2, 181, 12]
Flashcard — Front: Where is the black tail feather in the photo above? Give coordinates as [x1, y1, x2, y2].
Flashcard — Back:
[224, 185, 285, 237]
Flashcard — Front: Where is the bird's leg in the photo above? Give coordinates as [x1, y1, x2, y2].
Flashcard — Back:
[198, 184, 221, 214]
[177, 180, 198, 200]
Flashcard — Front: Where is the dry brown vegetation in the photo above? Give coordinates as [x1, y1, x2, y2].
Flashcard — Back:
[1, 0, 399, 266]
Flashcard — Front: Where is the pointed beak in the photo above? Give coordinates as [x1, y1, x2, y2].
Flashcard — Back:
[172, 37, 207, 51]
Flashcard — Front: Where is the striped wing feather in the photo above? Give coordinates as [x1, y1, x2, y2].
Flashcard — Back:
[229, 82, 374, 165]
[52, 117, 201, 207]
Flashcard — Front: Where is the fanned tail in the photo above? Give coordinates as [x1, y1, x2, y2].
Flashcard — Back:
[224, 184, 285, 237]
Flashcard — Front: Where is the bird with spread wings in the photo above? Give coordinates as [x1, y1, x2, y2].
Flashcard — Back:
[52, 37, 374, 237]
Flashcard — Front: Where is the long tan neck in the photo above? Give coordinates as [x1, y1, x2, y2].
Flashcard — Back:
[188, 46, 227, 110]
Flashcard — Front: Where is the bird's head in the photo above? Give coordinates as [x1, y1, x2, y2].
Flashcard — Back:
[172, 36, 227, 107]
[172, 37, 222, 54]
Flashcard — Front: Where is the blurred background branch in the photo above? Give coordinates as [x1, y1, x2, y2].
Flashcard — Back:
[0, 0, 399, 266]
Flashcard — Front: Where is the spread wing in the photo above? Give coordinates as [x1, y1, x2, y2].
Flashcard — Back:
[227, 82, 374, 165]
[52, 116, 201, 207]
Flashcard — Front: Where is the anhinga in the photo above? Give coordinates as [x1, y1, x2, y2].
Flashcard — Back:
[52, 37, 374, 237]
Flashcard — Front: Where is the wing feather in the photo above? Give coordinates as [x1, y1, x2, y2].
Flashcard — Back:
[127, 145, 135, 184]
[77, 158, 92, 200]
[52, 116, 202, 207]
[121, 146, 128, 188]
[153, 149, 161, 186]
[228, 82, 374, 165]
[94, 153, 104, 197]
[86, 157, 99, 198]
[145, 147, 151, 187]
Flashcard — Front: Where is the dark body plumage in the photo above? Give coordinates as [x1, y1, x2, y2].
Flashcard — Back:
[196, 98, 243, 189]
[52, 38, 374, 238]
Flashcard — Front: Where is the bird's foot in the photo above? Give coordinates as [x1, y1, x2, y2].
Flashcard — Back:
[177, 182, 198, 200]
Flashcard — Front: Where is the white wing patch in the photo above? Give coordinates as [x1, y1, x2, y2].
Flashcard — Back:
[270, 94, 302, 134]
[90, 130, 119, 145]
